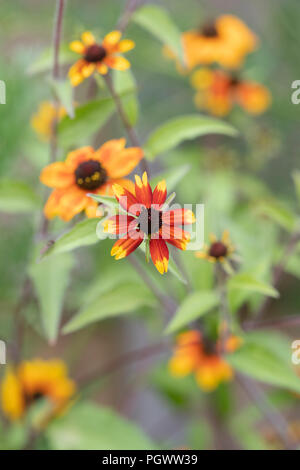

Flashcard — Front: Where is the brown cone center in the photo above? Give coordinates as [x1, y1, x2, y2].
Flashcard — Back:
[84, 44, 107, 63]
[137, 207, 163, 236]
[75, 160, 107, 190]
[209, 241, 227, 258]
[201, 22, 218, 37]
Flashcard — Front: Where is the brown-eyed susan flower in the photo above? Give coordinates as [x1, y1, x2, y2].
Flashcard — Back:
[69, 30, 135, 86]
[169, 330, 237, 392]
[164, 15, 257, 72]
[31, 101, 66, 141]
[196, 230, 235, 264]
[0, 359, 75, 421]
[40, 139, 143, 221]
[191, 68, 271, 116]
[103, 172, 195, 275]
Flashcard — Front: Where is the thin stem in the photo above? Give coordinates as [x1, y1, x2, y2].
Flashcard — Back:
[52, 0, 65, 80]
[237, 374, 296, 450]
[129, 254, 177, 317]
[244, 313, 300, 330]
[117, 0, 143, 33]
[103, 74, 149, 175]
[215, 264, 231, 351]
[10, 279, 32, 365]
[254, 230, 300, 321]
[76, 341, 168, 386]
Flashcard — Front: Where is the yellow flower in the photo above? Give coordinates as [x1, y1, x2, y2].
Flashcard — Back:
[69, 30, 135, 86]
[191, 68, 271, 117]
[169, 330, 236, 392]
[40, 139, 143, 221]
[1, 359, 75, 421]
[31, 101, 66, 141]
[164, 15, 257, 72]
[196, 230, 235, 263]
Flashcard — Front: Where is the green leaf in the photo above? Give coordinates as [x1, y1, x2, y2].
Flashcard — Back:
[0, 180, 41, 214]
[150, 164, 190, 192]
[133, 4, 184, 64]
[228, 273, 279, 298]
[88, 193, 120, 211]
[227, 332, 300, 394]
[49, 79, 74, 118]
[165, 290, 219, 334]
[144, 115, 237, 160]
[29, 252, 74, 343]
[138, 243, 187, 284]
[27, 44, 75, 75]
[63, 282, 156, 334]
[58, 97, 115, 147]
[46, 402, 156, 450]
[42, 218, 100, 258]
[113, 69, 138, 126]
[256, 200, 297, 232]
[292, 170, 300, 204]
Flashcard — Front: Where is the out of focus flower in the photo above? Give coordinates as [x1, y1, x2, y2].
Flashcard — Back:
[40, 139, 143, 221]
[169, 330, 240, 392]
[191, 68, 271, 116]
[196, 230, 235, 264]
[31, 101, 66, 141]
[164, 15, 257, 72]
[103, 172, 195, 274]
[69, 30, 135, 86]
[0, 359, 75, 421]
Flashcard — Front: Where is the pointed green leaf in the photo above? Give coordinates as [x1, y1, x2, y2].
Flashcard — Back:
[133, 4, 184, 64]
[256, 200, 297, 232]
[113, 69, 138, 126]
[49, 79, 74, 118]
[165, 290, 219, 334]
[42, 218, 100, 258]
[63, 282, 156, 334]
[228, 273, 279, 298]
[29, 252, 74, 343]
[27, 44, 75, 75]
[144, 115, 237, 160]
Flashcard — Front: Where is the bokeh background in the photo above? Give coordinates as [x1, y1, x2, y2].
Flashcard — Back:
[0, 0, 300, 450]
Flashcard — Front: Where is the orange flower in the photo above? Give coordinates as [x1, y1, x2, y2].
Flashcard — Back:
[40, 139, 143, 221]
[191, 68, 271, 116]
[1, 359, 75, 421]
[169, 330, 236, 392]
[69, 30, 135, 86]
[196, 230, 235, 264]
[103, 173, 195, 274]
[31, 101, 66, 141]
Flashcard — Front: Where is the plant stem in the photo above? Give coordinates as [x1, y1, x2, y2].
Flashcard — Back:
[254, 230, 300, 321]
[52, 0, 65, 80]
[103, 74, 149, 175]
[215, 264, 231, 351]
[237, 374, 296, 450]
[117, 0, 143, 33]
[244, 313, 300, 330]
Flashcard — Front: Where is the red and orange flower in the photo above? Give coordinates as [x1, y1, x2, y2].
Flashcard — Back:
[40, 139, 143, 221]
[103, 172, 195, 274]
[169, 330, 240, 392]
[191, 68, 271, 116]
[164, 15, 257, 72]
[69, 30, 135, 86]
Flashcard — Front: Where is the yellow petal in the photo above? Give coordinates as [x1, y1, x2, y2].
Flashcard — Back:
[118, 39, 135, 52]
[81, 31, 96, 46]
[69, 40, 85, 54]
[104, 30, 122, 46]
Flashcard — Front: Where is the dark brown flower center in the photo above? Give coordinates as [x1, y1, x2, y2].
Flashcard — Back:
[201, 21, 218, 37]
[202, 336, 217, 355]
[209, 241, 227, 259]
[229, 75, 240, 88]
[137, 207, 163, 236]
[75, 160, 107, 190]
[84, 44, 107, 63]
[24, 391, 44, 407]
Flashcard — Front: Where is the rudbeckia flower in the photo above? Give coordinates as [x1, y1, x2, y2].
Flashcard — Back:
[196, 230, 235, 264]
[164, 15, 257, 72]
[31, 101, 66, 141]
[40, 139, 143, 221]
[103, 172, 195, 274]
[169, 330, 238, 392]
[69, 30, 135, 86]
[0, 359, 75, 421]
[191, 68, 271, 116]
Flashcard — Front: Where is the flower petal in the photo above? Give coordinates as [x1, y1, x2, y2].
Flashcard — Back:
[118, 39, 135, 52]
[40, 162, 74, 188]
[135, 172, 152, 208]
[105, 56, 131, 71]
[81, 31, 96, 46]
[96, 63, 108, 75]
[81, 63, 96, 78]
[69, 40, 85, 54]
[65, 146, 94, 169]
[112, 183, 141, 215]
[98, 178, 135, 197]
[152, 180, 167, 207]
[111, 232, 143, 260]
[59, 187, 87, 221]
[103, 214, 136, 235]
[103, 147, 143, 179]
[95, 138, 126, 166]
[150, 239, 169, 275]
[103, 30, 122, 48]
[162, 208, 195, 226]
[43, 188, 65, 220]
